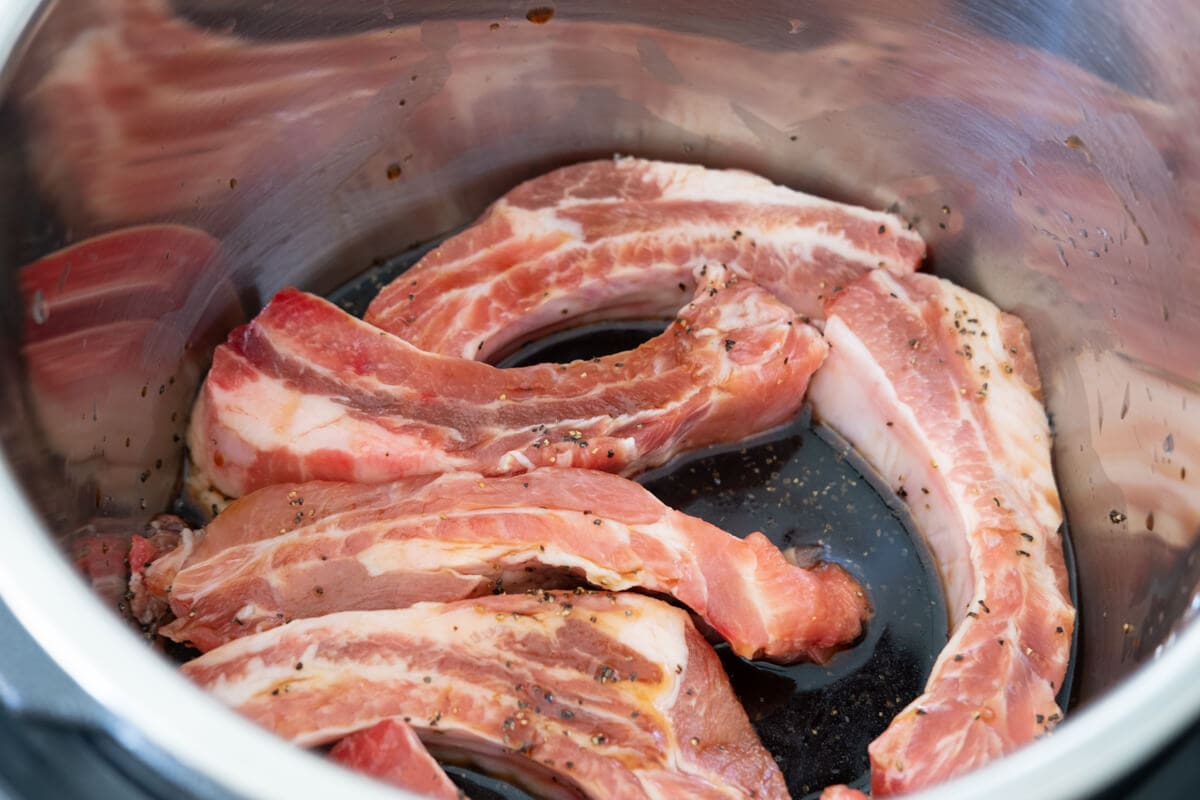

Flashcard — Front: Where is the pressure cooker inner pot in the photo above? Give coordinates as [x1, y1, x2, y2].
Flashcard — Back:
[0, 0, 1197, 798]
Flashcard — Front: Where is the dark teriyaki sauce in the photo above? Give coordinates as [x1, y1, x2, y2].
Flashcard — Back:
[320, 239, 1076, 799]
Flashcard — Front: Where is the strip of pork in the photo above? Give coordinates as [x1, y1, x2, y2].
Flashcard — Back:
[330, 720, 463, 800]
[366, 157, 925, 361]
[138, 469, 868, 661]
[182, 591, 790, 800]
[187, 265, 826, 500]
[128, 515, 188, 628]
[807, 271, 1074, 796]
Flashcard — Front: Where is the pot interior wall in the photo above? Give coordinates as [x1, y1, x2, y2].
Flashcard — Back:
[1, 0, 1198, 716]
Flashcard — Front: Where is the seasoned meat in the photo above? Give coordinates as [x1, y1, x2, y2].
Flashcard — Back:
[183, 591, 790, 800]
[187, 265, 825, 499]
[809, 271, 1074, 796]
[140, 469, 868, 661]
[366, 157, 924, 361]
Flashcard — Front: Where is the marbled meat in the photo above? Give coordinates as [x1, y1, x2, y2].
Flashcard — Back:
[183, 591, 790, 800]
[138, 469, 869, 661]
[808, 271, 1074, 796]
[187, 265, 826, 500]
[366, 157, 925, 361]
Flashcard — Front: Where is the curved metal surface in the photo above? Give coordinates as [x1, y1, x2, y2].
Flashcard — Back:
[0, 0, 1197, 798]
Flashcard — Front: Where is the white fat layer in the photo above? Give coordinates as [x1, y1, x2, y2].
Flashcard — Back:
[632, 518, 694, 556]
[233, 602, 265, 621]
[505, 203, 585, 242]
[499, 448, 536, 471]
[348, 505, 676, 589]
[206, 367, 471, 478]
[598, 597, 689, 715]
[355, 540, 515, 576]
[811, 274, 1065, 631]
[810, 313, 975, 620]
[945, 283, 1060, 532]
[200, 600, 687, 714]
[431, 217, 905, 305]
[420, 159, 919, 316]
[353, 534, 628, 588]
[194, 501, 646, 579]
[610, 159, 918, 237]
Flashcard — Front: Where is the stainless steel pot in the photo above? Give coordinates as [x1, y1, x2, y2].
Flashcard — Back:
[0, 1, 1197, 798]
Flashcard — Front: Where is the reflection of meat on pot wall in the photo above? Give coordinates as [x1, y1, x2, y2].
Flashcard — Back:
[19, 0, 1177, 236]
[18, 226, 241, 524]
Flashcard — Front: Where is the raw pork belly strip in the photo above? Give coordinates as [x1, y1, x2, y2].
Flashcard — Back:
[127, 515, 187, 629]
[183, 591, 789, 800]
[140, 469, 868, 660]
[808, 271, 1074, 796]
[188, 266, 826, 499]
[366, 157, 925, 360]
[331, 720, 462, 800]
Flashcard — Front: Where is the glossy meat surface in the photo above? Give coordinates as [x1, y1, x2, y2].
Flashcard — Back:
[183, 591, 789, 800]
[188, 266, 826, 499]
[808, 271, 1074, 796]
[140, 469, 868, 661]
[367, 157, 924, 361]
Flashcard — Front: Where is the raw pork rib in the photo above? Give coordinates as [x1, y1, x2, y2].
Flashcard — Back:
[331, 720, 462, 800]
[808, 271, 1075, 796]
[183, 591, 789, 800]
[188, 265, 826, 499]
[366, 157, 925, 361]
[128, 515, 190, 630]
[139, 469, 868, 660]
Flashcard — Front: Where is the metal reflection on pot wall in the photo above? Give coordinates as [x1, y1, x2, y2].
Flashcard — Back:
[5, 0, 1199, 725]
